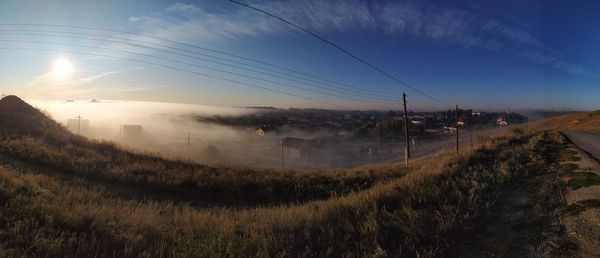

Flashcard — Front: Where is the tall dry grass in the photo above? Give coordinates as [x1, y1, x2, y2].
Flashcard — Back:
[0, 131, 560, 257]
[0, 135, 410, 207]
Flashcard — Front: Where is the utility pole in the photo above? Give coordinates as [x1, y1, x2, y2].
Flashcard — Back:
[455, 105, 459, 154]
[76, 114, 82, 135]
[403, 93, 410, 165]
[281, 138, 285, 169]
[187, 133, 191, 150]
[470, 125, 474, 149]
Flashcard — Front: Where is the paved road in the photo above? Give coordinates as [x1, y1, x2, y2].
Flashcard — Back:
[562, 130, 600, 159]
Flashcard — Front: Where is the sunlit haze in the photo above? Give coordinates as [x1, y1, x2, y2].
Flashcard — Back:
[51, 57, 74, 80]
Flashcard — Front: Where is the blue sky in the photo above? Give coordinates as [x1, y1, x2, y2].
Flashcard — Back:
[0, 0, 598, 111]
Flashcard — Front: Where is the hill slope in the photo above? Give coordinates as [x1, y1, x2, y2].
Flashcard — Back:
[524, 110, 600, 131]
[0, 96, 580, 257]
[0, 95, 69, 137]
[0, 95, 406, 207]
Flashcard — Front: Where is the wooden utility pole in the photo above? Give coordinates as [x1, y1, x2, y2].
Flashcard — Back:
[403, 93, 410, 165]
[187, 133, 191, 150]
[76, 114, 82, 135]
[466, 119, 473, 149]
[281, 138, 285, 169]
[455, 105, 459, 154]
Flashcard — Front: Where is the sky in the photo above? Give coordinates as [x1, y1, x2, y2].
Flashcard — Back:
[0, 0, 599, 111]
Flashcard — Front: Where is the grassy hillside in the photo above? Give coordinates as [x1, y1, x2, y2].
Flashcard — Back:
[0, 96, 575, 257]
[0, 96, 407, 207]
[524, 110, 600, 131]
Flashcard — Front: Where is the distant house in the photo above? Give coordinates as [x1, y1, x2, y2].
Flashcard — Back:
[472, 112, 481, 116]
[425, 128, 444, 136]
[410, 116, 425, 125]
[445, 126, 457, 133]
[436, 113, 446, 121]
[121, 124, 143, 138]
[337, 131, 349, 136]
[255, 125, 275, 136]
[282, 136, 338, 163]
[496, 115, 508, 126]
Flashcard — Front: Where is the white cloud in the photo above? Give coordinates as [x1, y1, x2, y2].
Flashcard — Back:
[166, 3, 201, 14]
[122, 1, 591, 78]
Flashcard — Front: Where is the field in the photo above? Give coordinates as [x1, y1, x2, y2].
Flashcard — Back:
[0, 96, 582, 257]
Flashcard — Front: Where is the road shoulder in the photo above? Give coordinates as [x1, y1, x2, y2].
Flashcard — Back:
[559, 136, 600, 257]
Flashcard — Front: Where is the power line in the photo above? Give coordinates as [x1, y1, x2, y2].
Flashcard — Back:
[227, 0, 452, 109]
[0, 29, 403, 102]
[0, 38, 397, 104]
[0, 29, 400, 100]
[0, 46, 348, 108]
[405, 101, 417, 112]
[405, 100, 425, 112]
[0, 24, 404, 97]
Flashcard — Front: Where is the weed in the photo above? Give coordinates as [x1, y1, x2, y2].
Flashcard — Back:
[565, 199, 600, 216]
[567, 172, 600, 190]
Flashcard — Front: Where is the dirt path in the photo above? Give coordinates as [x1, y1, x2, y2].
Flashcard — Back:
[462, 174, 566, 257]
[559, 139, 600, 257]
[454, 133, 569, 257]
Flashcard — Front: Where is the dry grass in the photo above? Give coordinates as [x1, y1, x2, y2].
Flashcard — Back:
[0, 131, 558, 257]
[0, 96, 575, 257]
[0, 135, 409, 207]
[523, 111, 600, 132]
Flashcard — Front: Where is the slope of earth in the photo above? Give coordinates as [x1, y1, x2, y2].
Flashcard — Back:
[452, 132, 577, 257]
[0, 96, 408, 208]
[0, 95, 582, 257]
[523, 110, 600, 132]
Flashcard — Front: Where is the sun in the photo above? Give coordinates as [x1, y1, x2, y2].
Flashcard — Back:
[52, 57, 74, 80]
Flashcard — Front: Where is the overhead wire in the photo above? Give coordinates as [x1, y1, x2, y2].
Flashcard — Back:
[0, 46, 348, 108]
[227, 0, 452, 109]
[0, 29, 400, 100]
[0, 24, 404, 97]
[0, 38, 398, 104]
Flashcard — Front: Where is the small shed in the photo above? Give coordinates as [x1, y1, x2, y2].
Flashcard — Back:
[255, 125, 275, 136]
[122, 124, 143, 138]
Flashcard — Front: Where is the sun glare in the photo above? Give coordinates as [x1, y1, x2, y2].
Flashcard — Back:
[52, 57, 74, 80]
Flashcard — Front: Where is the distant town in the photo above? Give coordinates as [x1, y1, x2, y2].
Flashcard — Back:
[196, 107, 529, 140]
[56, 100, 534, 167]
[192, 107, 529, 166]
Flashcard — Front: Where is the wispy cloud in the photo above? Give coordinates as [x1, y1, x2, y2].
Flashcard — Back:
[127, 3, 282, 43]
[165, 3, 201, 15]
[125, 1, 592, 78]
[18, 67, 146, 99]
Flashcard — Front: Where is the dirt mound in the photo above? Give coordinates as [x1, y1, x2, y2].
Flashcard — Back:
[0, 95, 69, 138]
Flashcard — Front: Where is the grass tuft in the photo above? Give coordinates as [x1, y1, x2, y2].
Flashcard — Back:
[567, 172, 600, 190]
